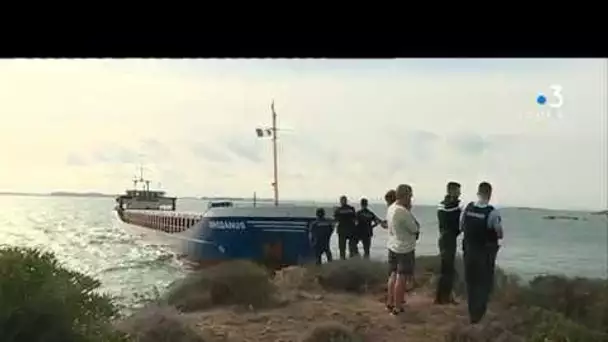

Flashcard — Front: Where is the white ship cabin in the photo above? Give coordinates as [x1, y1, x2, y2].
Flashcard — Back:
[116, 174, 177, 211]
[116, 189, 177, 211]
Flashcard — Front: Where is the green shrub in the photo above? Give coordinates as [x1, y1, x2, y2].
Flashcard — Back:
[445, 307, 608, 342]
[523, 308, 608, 342]
[0, 247, 126, 342]
[500, 275, 608, 333]
[164, 260, 277, 312]
[299, 322, 363, 342]
[315, 258, 387, 293]
[116, 305, 210, 342]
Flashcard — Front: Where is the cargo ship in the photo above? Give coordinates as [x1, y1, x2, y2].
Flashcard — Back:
[114, 169, 317, 269]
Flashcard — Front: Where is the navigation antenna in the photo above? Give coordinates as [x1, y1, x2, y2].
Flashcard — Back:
[132, 164, 148, 191]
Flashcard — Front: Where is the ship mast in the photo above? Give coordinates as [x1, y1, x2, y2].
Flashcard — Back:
[271, 100, 279, 207]
[255, 100, 280, 206]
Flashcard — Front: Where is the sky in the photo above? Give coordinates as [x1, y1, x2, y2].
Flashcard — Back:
[0, 58, 606, 210]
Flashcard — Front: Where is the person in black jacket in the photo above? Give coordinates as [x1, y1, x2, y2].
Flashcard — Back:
[309, 208, 334, 265]
[355, 198, 381, 258]
[334, 195, 358, 259]
[461, 182, 504, 324]
[435, 181, 462, 305]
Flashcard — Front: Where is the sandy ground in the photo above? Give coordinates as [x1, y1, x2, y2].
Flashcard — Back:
[187, 269, 481, 342]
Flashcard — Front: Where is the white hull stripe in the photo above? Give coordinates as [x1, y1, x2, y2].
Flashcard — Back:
[250, 223, 308, 229]
[261, 228, 307, 233]
[246, 220, 309, 226]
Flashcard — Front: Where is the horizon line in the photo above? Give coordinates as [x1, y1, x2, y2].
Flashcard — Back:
[0, 190, 605, 213]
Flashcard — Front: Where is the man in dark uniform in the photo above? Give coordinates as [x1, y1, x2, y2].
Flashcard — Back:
[355, 198, 381, 259]
[334, 195, 357, 259]
[460, 182, 504, 324]
[309, 208, 334, 265]
[435, 181, 462, 305]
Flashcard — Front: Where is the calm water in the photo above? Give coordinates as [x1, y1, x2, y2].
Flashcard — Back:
[0, 195, 606, 308]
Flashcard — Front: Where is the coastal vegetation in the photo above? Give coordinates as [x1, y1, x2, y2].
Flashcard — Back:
[1, 246, 606, 341]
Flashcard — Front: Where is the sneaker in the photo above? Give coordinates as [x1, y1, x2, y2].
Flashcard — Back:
[390, 307, 404, 316]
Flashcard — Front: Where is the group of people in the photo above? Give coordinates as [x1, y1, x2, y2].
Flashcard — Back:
[309, 196, 382, 264]
[308, 181, 504, 325]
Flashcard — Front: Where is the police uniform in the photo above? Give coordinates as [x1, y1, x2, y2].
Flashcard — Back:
[334, 204, 357, 259]
[461, 201, 502, 324]
[309, 218, 334, 265]
[435, 196, 462, 304]
[355, 208, 380, 258]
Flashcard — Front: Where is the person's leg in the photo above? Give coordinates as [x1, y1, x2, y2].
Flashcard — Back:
[436, 234, 450, 303]
[486, 244, 499, 295]
[477, 245, 499, 321]
[324, 241, 333, 263]
[361, 235, 371, 259]
[338, 233, 347, 260]
[445, 235, 457, 302]
[403, 251, 416, 302]
[313, 244, 322, 265]
[348, 235, 360, 258]
[393, 252, 410, 313]
[386, 250, 397, 310]
[464, 245, 485, 324]
[437, 233, 457, 303]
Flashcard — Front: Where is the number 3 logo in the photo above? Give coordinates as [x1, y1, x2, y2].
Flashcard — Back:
[549, 85, 563, 108]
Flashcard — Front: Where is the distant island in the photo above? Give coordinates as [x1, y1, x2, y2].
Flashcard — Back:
[0, 191, 116, 198]
[591, 209, 608, 215]
[543, 215, 581, 221]
[0, 192, 277, 201]
[50, 192, 116, 198]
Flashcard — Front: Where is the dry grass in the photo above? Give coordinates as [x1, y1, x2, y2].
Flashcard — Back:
[164, 260, 278, 312]
[314, 258, 387, 293]
[299, 322, 364, 342]
[116, 305, 211, 342]
[445, 307, 608, 342]
[120, 256, 608, 342]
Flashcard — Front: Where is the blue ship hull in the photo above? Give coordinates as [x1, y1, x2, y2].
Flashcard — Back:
[118, 206, 322, 268]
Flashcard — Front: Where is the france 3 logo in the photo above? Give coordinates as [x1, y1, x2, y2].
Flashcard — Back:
[532, 85, 564, 119]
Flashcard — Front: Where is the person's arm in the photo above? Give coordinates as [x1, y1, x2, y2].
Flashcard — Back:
[459, 209, 466, 233]
[371, 211, 381, 228]
[400, 209, 419, 235]
[488, 209, 504, 239]
[308, 222, 315, 242]
[333, 208, 340, 229]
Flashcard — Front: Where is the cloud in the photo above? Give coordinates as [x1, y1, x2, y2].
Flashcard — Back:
[449, 133, 490, 156]
[189, 143, 231, 163]
[225, 137, 264, 164]
[65, 154, 87, 166]
[91, 146, 140, 165]
[0, 58, 605, 209]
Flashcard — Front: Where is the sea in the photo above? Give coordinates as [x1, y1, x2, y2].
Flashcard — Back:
[0, 195, 606, 309]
